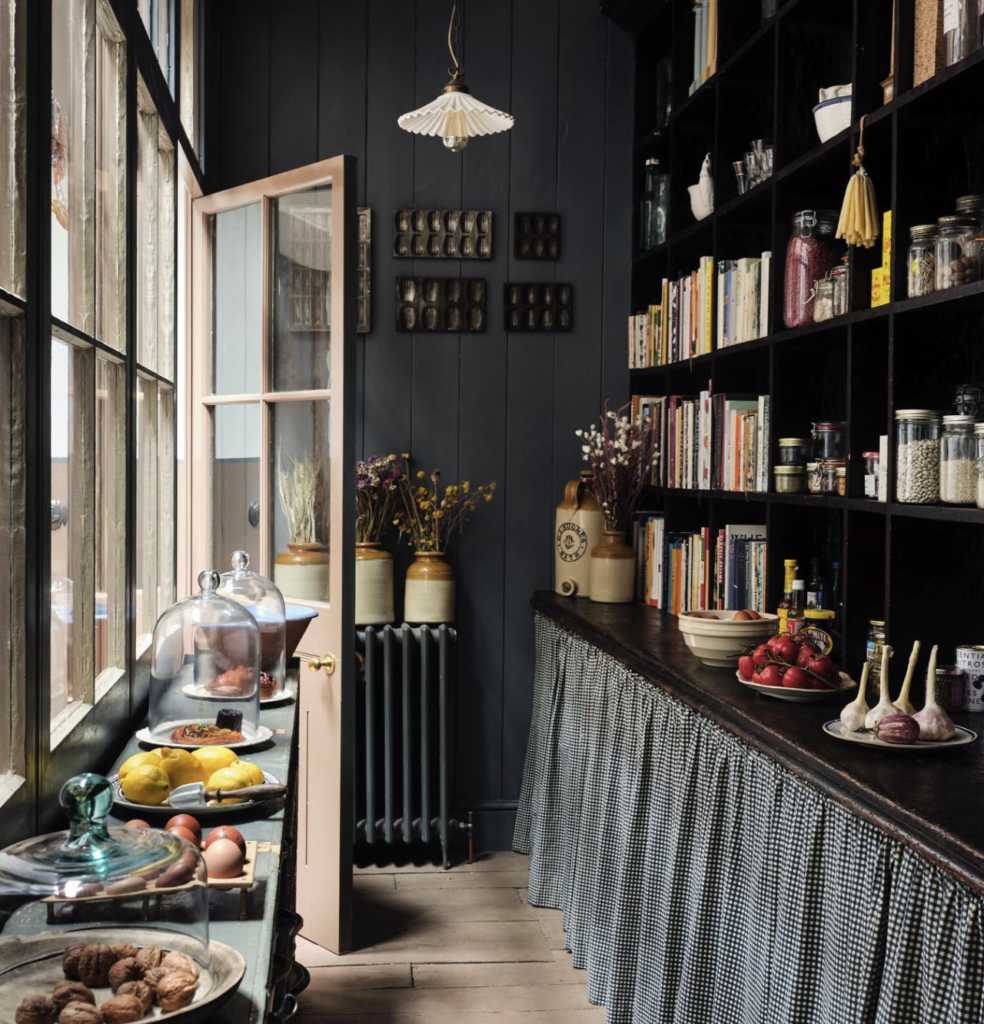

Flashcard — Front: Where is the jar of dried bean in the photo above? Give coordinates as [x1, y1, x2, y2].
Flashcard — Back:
[831, 261, 849, 316]
[940, 414, 977, 504]
[936, 216, 980, 291]
[907, 224, 937, 297]
[813, 278, 835, 322]
[895, 409, 941, 504]
[784, 210, 839, 328]
[975, 423, 984, 510]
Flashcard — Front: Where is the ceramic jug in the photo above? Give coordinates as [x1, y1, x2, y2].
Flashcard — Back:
[554, 472, 604, 597]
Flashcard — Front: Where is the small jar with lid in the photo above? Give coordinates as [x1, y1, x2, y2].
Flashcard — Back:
[863, 451, 880, 498]
[976, 423, 984, 510]
[806, 461, 822, 494]
[956, 194, 984, 231]
[778, 437, 811, 465]
[954, 382, 984, 417]
[907, 224, 937, 297]
[812, 421, 847, 461]
[831, 261, 849, 316]
[813, 277, 835, 322]
[940, 414, 977, 504]
[895, 409, 942, 503]
[774, 465, 806, 493]
[822, 460, 846, 495]
[936, 216, 980, 290]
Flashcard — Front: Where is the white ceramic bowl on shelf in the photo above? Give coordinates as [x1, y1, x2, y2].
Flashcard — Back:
[677, 610, 779, 668]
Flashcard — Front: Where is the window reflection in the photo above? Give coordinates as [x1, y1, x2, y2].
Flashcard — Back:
[211, 403, 261, 568]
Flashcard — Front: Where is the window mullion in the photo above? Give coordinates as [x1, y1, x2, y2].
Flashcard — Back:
[70, 346, 95, 706]
[68, 0, 96, 334]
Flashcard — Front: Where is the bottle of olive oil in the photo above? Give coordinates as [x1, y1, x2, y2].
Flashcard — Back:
[776, 559, 798, 634]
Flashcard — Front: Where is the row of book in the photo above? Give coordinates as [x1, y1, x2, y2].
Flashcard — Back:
[627, 252, 771, 369]
[631, 391, 771, 493]
[689, 0, 719, 96]
[632, 516, 767, 614]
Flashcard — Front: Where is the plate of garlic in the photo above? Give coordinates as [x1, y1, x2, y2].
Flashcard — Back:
[822, 720, 976, 751]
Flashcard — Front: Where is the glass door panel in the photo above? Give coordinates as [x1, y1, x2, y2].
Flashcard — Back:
[212, 203, 262, 395]
[211, 403, 261, 567]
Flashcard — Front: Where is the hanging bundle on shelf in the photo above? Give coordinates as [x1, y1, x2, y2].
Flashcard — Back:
[836, 115, 880, 248]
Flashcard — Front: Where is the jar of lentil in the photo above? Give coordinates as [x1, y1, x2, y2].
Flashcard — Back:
[975, 422, 984, 510]
[895, 409, 942, 504]
[907, 224, 937, 297]
[940, 414, 977, 504]
[822, 460, 846, 495]
[831, 262, 849, 316]
[955, 194, 984, 231]
[936, 216, 980, 290]
[863, 451, 880, 498]
[778, 438, 811, 465]
[784, 210, 839, 328]
[812, 421, 847, 461]
[807, 461, 822, 494]
[813, 277, 835, 322]
[774, 465, 806, 493]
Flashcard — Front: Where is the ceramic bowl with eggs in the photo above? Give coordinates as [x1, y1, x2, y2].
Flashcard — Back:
[677, 609, 780, 668]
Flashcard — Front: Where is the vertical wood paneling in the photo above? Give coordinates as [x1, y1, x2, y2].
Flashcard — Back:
[269, 0, 319, 176]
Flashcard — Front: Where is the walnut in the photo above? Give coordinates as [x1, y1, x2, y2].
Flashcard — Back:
[107, 958, 142, 992]
[114, 982, 152, 1015]
[133, 945, 162, 972]
[57, 1004, 102, 1024]
[109, 943, 139, 963]
[51, 982, 95, 1014]
[160, 950, 199, 979]
[62, 944, 87, 980]
[141, 967, 170, 1001]
[77, 945, 116, 988]
[14, 996, 56, 1024]
[156, 971, 197, 1012]
[97, 996, 142, 1024]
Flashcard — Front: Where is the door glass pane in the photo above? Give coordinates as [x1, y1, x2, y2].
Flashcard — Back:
[95, 356, 124, 679]
[271, 187, 332, 392]
[135, 376, 158, 646]
[211, 403, 260, 567]
[0, 0, 26, 298]
[158, 385, 175, 610]
[212, 204, 261, 394]
[271, 401, 329, 602]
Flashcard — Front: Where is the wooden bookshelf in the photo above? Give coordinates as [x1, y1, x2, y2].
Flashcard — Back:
[613, 0, 984, 679]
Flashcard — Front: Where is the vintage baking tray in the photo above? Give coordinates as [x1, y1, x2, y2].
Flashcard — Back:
[396, 277, 486, 332]
[514, 212, 560, 260]
[504, 282, 572, 332]
[393, 208, 492, 259]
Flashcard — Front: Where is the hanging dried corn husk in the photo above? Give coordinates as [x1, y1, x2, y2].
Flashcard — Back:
[836, 115, 880, 248]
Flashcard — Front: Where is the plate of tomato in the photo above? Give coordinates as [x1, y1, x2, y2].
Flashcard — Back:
[735, 632, 857, 702]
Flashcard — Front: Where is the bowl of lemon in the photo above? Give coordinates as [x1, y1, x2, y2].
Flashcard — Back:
[111, 747, 281, 816]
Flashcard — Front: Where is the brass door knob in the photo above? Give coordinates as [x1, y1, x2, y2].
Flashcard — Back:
[308, 653, 336, 675]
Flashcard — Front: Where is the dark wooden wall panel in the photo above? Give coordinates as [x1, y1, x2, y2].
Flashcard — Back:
[206, 0, 631, 848]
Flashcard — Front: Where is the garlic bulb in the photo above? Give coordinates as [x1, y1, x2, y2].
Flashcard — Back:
[894, 640, 921, 716]
[913, 645, 956, 741]
[840, 661, 871, 732]
[864, 644, 897, 730]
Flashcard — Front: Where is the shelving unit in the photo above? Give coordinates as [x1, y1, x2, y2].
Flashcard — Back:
[620, 0, 984, 677]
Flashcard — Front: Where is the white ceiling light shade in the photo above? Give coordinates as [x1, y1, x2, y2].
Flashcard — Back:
[397, 2, 515, 153]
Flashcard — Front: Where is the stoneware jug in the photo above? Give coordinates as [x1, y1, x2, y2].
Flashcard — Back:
[554, 472, 604, 597]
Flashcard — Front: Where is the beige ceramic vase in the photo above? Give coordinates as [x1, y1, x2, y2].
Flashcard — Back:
[404, 551, 455, 624]
[355, 542, 395, 626]
[274, 542, 330, 602]
[589, 530, 635, 604]
[554, 472, 604, 598]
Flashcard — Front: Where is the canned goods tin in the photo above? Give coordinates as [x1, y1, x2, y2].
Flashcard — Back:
[933, 665, 965, 711]
[956, 645, 984, 711]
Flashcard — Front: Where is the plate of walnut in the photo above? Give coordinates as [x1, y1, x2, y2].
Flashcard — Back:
[0, 929, 245, 1024]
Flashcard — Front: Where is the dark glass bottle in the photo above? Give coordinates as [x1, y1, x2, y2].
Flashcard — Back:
[829, 560, 843, 620]
[807, 558, 827, 610]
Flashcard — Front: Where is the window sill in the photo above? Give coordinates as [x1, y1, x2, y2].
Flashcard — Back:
[0, 772, 26, 808]
[50, 670, 129, 750]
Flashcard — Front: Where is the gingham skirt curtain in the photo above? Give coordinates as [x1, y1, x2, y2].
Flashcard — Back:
[514, 613, 984, 1024]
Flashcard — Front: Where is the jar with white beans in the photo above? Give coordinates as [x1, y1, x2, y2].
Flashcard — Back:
[940, 414, 977, 504]
[895, 409, 942, 504]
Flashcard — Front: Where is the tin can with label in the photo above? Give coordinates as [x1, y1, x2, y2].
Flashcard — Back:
[956, 646, 984, 711]
[933, 665, 965, 711]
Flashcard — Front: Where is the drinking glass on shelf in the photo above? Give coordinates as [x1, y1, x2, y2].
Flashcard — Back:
[733, 160, 749, 195]
[745, 151, 760, 187]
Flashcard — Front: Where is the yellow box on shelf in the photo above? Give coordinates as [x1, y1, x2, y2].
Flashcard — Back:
[882, 210, 892, 270]
[871, 267, 891, 307]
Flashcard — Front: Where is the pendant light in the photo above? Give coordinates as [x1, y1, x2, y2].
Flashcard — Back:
[397, 1, 514, 153]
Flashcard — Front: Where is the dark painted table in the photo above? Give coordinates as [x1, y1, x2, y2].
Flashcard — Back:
[533, 591, 984, 894]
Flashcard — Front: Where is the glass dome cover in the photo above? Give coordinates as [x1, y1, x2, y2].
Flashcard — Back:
[218, 550, 287, 699]
[149, 570, 262, 746]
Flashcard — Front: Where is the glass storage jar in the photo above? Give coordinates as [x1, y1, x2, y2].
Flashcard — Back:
[943, 0, 980, 66]
[821, 460, 846, 495]
[867, 619, 887, 685]
[774, 465, 806, 493]
[956, 194, 984, 230]
[863, 451, 881, 498]
[813, 278, 835, 322]
[784, 210, 839, 328]
[836, 465, 847, 495]
[954, 382, 984, 417]
[831, 262, 849, 316]
[976, 423, 984, 510]
[895, 409, 942, 504]
[812, 421, 847, 461]
[940, 414, 978, 504]
[778, 437, 811, 465]
[907, 224, 937, 297]
[936, 216, 980, 290]
[806, 461, 822, 494]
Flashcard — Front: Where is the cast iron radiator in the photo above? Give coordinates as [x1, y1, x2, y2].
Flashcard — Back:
[355, 624, 457, 868]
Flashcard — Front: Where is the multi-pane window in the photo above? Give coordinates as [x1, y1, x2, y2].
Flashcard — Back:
[0, 1, 25, 298]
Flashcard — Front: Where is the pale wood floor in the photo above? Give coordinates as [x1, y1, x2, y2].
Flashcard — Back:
[295, 851, 605, 1022]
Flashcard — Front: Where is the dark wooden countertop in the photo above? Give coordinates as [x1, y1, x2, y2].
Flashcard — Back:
[533, 591, 984, 896]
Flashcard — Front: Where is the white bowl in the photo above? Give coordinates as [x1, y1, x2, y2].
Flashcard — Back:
[813, 94, 852, 143]
[677, 610, 778, 668]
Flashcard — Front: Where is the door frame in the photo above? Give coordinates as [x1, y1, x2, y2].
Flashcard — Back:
[190, 156, 356, 952]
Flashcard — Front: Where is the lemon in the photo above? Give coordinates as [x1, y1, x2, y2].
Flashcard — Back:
[159, 748, 209, 789]
[207, 766, 252, 804]
[192, 746, 238, 774]
[231, 759, 264, 786]
[121, 764, 171, 806]
[118, 751, 161, 781]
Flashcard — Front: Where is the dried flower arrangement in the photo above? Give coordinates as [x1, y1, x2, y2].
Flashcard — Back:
[394, 456, 496, 553]
[356, 453, 403, 544]
[277, 447, 324, 545]
[576, 402, 659, 532]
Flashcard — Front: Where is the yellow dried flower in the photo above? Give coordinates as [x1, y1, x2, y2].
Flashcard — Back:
[416, 470, 425, 479]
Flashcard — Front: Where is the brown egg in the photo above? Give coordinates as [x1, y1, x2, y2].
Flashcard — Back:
[204, 825, 246, 855]
[123, 819, 151, 829]
[203, 838, 245, 879]
[742, 609, 761, 620]
[733, 610, 753, 621]
[166, 825, 199, 847]
[164, 814, 202, 844]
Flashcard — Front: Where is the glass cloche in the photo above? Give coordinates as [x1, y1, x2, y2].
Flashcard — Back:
[218, 550, 287, 700]
[0, 774, 236, 1021]
[149, 570, 263, 747]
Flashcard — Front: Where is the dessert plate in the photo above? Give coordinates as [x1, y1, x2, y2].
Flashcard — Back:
[823, 720, 977, 750]
[736, 670, 856, 703]
[136, 724, 274, 751]
[182, 682, 296, 705]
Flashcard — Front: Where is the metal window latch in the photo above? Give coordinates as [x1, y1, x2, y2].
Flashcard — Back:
[308, 653, 336, 675]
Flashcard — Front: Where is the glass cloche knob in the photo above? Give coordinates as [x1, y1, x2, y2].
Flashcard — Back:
[198, 569, 220, 593]
[60, 773, 113, 846]
[231, 550, 250, 572]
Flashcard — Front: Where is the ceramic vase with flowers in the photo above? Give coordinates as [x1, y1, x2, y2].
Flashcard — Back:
[274, 448, 329, 601]
[576, 403, 659, 604]
[355, 454, 403, 625]
[394, 457, 496, 624]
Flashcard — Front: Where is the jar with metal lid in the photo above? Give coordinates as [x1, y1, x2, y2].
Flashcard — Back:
[907, 223, 937, 297]
[954, 382, 984, 417]
[933, 665, 965, 711]
[944, 0, 980, 67]
[975, 422, 984, 510]
[813, 277, 835, 322]
[812, 421, 847, 461]
[863, 451, 880, 498]
[895, 409, 941, 503]
[940, 414, 977, 504]
[936, 216, 980, 290]
[774, 465, 806, 493]
[836, 465, 847, 495]
[784, 210, 839, 328]
[806, 461, 822, 494]
[866, 620, 887, 685]
[801, 609, 839, 658]
[956, 194, 984, 230]
[821, 460, 846, 495]
[831, 262, 849, 316]
[778, 438, 811, 465]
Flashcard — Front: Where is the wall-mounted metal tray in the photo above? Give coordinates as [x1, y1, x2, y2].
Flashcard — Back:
[396, 277, 486, 332]
[504, 283, 572, 332]
[514, 212, 560, 260]
[393, 209, 492, 260]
